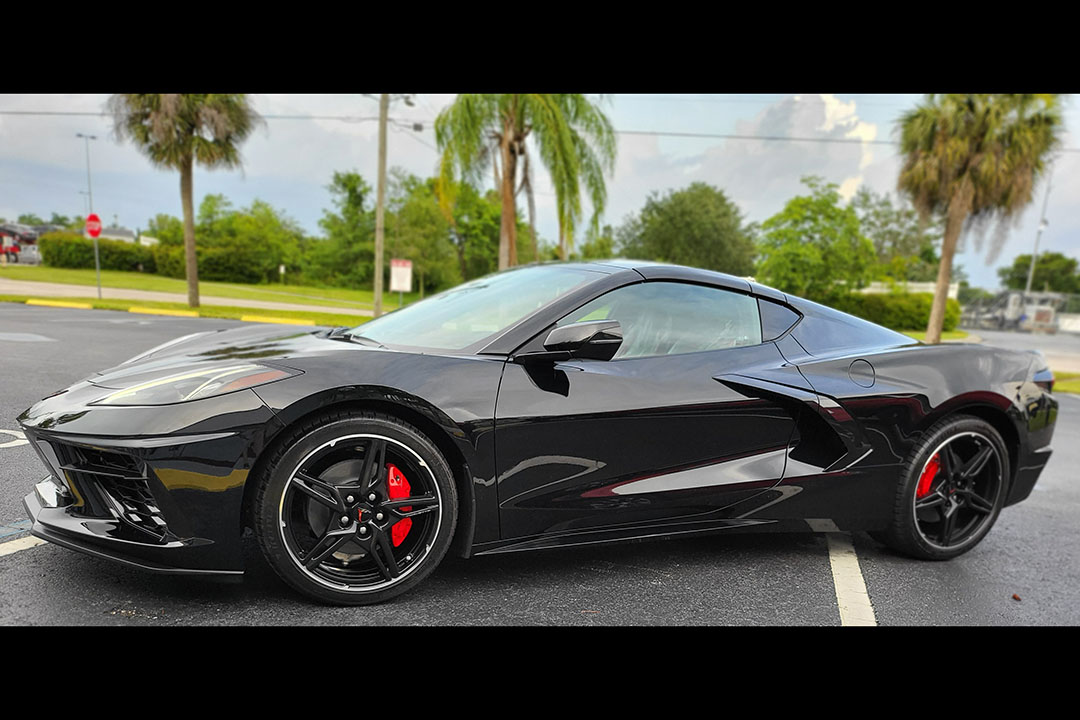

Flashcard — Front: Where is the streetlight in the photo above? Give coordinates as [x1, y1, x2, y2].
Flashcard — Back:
[1024, 165, 1054, 296]
[76, 132, 102, 299]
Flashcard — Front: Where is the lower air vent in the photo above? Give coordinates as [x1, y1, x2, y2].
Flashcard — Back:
[53, 443, 171, 543]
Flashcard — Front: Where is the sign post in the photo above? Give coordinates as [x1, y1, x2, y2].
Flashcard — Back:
[85, 213, 102, 299]
[390, 258, 412, 308]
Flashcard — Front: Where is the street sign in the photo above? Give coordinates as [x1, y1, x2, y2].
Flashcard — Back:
[390, 258, 412, 293]
[86, 213, 102, 238]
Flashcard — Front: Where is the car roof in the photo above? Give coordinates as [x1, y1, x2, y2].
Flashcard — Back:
[528, 259, 788, 302]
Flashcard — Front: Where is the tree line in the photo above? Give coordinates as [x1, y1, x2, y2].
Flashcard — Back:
[26, 171, 957, 302]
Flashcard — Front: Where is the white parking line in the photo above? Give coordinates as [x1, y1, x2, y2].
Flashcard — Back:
[0, 535, 46, 558]
[824, 532, 877, 626]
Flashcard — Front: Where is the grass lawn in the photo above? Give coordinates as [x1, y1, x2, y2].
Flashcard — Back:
[0, 265, 420, 310]
[900, 329, 970, 342]
[0, 294, 370, 328]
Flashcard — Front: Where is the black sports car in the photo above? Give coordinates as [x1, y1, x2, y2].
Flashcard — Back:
[19, 261, 1058, 604]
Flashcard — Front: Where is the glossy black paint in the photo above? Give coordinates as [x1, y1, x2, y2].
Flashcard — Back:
[18, 260, 1058, 578]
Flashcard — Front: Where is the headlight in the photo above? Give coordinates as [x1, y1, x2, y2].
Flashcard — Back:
[91, 363, 300, 406]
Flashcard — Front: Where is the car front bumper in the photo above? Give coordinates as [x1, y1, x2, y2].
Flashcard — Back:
[24, 476, 242, 577]
[18, 386, 286, 576]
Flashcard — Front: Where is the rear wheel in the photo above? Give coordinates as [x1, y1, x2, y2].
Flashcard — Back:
[254, 411, 457, 605]
[876, 415, 1008, 560]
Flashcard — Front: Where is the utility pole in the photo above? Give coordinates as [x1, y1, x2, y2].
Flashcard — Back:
[371, 93, 417, 318]
[76, 133, 101, 299]
[1025, 165, 1054, 295]
[373, 93, 389, 318]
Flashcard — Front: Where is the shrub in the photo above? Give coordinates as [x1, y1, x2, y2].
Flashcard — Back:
[151, 242, 277, 284]
[152, 244, 186, 279]
[831, 292, 960, 331]
[39, 232, 156, 273]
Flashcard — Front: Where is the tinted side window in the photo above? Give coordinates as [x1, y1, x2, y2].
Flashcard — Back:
[559, 282, 762, 359]
[758, 298, 801, 340]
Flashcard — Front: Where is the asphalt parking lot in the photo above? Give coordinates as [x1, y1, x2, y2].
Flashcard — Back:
[1, 305, 1078, 625]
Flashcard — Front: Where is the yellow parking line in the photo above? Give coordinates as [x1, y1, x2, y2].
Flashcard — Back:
[25, 299, 92, 310]
[128, 306, 199, 318]
[0, 536, 46, 557]
[825, 532, 878, 626]
[240, 315, 311, 325]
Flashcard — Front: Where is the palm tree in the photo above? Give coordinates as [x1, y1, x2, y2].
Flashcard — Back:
[897, 94, 1063, 344]
[109, 94, 260, 307]
[434, 94, 616, 269]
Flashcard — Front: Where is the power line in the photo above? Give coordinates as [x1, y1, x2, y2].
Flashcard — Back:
[616, 128, 897, 146]
[2, 109, 1079, 153]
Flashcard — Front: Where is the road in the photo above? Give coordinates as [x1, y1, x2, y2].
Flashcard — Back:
[966, 326, 1080, 373]
[1, 305, 1077, 625]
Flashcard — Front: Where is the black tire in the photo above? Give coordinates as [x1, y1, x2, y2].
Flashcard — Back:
[253, 410, 457, 605]
[875, 414, 1009, 561]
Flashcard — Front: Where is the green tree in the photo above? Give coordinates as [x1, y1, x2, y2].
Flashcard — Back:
[756, 177, 876, 302]
[897, 94, 1064, 343]
[850, 187, 942, 282]
[48, 212, 74, 228]
[434, 94, 616, 269]
[109, 93, 260, 307]
[616, 182, 755, 275]
[448, 184, 502, 280]
[387, 173, 461, 297]
[958, 281, 996, 306]
[578, 224, 615, 260]
[146, 213, 185, 246]
[17, 213, 45, 225]
[148, 196, 304, 283]
[304, 171, 375, 288]
[998, 251, 1080, 293]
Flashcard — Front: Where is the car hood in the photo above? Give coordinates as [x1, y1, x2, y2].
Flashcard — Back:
[86, 324, 371, 390]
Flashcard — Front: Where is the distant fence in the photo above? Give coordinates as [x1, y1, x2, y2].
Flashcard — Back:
[860, 281, 959, 300]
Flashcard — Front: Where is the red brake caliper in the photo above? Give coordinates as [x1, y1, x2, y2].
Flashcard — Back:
[916, 453, 941, 499]
[386, 463, 412, 547]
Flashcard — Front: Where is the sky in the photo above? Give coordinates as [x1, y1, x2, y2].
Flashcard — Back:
[1, 93, 1077, 290]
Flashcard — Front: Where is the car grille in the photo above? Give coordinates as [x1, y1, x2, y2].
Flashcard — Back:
[54, 443, 171, 543]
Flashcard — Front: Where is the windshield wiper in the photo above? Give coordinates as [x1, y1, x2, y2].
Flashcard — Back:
[321, 326, 385, 348]
[341, 333, 386, 349]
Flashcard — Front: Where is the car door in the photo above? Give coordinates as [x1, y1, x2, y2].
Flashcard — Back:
[493, 280, 806, 542]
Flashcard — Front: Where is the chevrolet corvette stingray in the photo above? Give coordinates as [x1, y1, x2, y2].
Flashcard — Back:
[19, 261, 1058, 604]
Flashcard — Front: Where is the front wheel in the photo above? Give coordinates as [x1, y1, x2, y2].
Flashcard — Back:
[254, 411, 457, 605]
[875, 415, 1009, 560]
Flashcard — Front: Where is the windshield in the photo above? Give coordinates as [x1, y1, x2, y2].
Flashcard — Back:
[349, 265, 600, 351]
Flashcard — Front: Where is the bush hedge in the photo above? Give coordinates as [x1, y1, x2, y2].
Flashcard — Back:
[152, 244, 186, 279]
[39, 232, 156, 273]
[832, 292, 960, 331]
[151, 243, 270, 284]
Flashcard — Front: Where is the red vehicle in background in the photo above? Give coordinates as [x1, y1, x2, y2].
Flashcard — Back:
[1, 223, 40, 263]
[1, 236, 21, 262]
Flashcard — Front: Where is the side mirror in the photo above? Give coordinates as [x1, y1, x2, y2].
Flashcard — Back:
[514, 320, 623, 364]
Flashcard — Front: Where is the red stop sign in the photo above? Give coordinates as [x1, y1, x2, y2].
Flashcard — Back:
[86, 213, 102, 238]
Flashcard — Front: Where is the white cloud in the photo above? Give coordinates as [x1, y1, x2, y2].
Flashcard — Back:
[607, 93, 880, 224]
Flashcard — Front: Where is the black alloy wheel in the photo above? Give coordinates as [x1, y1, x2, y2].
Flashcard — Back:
[254, 411, 457, 605]
[876, 415, 1008, 561]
